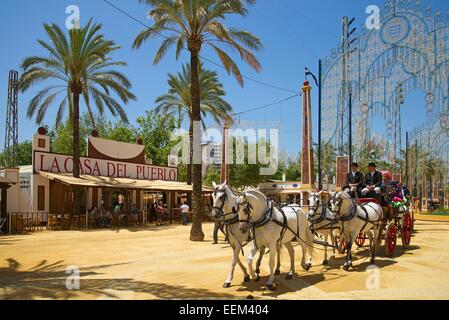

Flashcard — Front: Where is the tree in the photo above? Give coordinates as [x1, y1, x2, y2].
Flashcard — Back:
[20, 20, 135, 215]
[0, 141, 33, 167]
[136, 110, 177, 166]
[155, 62, 233, 204]
[106, 121, 136, 144]
[133, 0, 263, 241]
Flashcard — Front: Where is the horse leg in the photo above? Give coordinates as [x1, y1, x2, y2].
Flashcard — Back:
[275, 244, 281, 275]
[284, 241, 295, 279]
[323, 233, 329, 265]
[236, 251, 250, 283]
[265, 243, 277, 291]
[371, 227, 379, 264]
[330, 231, 336, 259]
[368, 230, 375, 264]
[255, 246, 265, 275]
[223, 244, 243, 288]
[246, 244, 259, 281]
[343, 234, 353, 271]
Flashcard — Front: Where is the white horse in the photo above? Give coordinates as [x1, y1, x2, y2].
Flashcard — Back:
[307, 191, 339, 265]
[211, 182, 272, 288]
[236, 189, 314, 290]
[329, 191, 382, 270]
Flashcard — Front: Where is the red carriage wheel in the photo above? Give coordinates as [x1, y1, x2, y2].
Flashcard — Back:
[401, 213, 412, 248]
[355, 232, 366, 247]
[336, 235, 347, 254]
[385, 223, 397, 257]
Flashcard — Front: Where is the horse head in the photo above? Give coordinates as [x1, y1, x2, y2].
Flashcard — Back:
[329, 190, 352, 216]
[236, 192, 255, 233]
[308, 191, 323, 219]
[211, 181, 236, 220]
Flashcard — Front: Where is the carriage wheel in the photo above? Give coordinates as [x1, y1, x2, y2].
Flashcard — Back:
[336, 235, 347, 254]
[385, 223, 397, 257]
[355, 232, 366, 248]
[401, 213, 412, 248]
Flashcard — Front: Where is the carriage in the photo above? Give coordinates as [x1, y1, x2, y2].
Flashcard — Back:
[336, 171, 413, 257]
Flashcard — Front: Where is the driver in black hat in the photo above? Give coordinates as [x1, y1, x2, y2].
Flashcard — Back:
[344, 162, 363, 197]
[361, 162, 382, 196]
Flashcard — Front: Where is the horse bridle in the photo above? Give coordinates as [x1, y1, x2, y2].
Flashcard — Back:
[236, 196, 254, 224]
[212, 190, 237, 223]
[330, 193, 345, 216]
[308, 194, 338, 233]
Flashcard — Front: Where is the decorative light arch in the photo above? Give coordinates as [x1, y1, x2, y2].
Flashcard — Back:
[321, 0, 449, 161]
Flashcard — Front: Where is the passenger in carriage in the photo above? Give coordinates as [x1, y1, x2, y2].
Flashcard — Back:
[343, 162, 363, 197]
[361, 162, 382, 196]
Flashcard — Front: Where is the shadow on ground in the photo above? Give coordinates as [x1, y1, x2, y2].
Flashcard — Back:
[0, 258, 236, 300]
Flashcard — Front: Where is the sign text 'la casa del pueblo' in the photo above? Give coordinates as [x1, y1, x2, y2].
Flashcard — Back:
[34, 151, 178, 182]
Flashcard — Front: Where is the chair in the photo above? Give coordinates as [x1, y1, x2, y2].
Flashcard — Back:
[79, 214, 87, 229]
[47, 214, 60, 230]
[11, 215, 24, 234]
[0, 217, 6, 234]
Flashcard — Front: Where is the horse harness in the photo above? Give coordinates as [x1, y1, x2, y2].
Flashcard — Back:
[239, 200, 302, 251]
[337, 197, 382, 235]
[308, 201, 340, 235]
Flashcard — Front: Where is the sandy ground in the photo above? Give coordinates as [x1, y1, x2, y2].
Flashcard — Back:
[1, 220, 449, 300]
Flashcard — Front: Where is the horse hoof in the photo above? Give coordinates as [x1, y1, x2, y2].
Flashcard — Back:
[255, 268, 260, 274]
[370, 259, 375, 265]
[266, 284, 277, 291]
[255, 275, 260, 282]
[274, 269, 281, 276]
[223, 282, 231, 288]
[285, 274, 293, 280]
[305, 263, 312, 271]
[243, 275, 250, 283]
[322, 259, 329, 266]
[343, 264, 350, 271]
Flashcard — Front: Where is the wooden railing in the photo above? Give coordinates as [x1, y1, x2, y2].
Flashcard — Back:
[7, 212, 48, 234]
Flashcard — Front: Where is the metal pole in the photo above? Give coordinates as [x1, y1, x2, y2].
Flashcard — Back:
[348, 90, 352, 169]
[318, 59, 322, 190]
[405, 131, 409, 189]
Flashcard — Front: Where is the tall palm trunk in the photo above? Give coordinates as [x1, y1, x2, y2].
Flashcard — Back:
[71, 83, 82, 216]
[187, 118, 193, 207]
[189, 47, 204, 241]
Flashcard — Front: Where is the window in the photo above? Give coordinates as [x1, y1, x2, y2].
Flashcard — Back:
[38, 139, 46, 148]
[38, 186, 45, 211]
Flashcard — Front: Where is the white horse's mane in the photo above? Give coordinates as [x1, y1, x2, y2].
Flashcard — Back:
[242, 188, 267, 202]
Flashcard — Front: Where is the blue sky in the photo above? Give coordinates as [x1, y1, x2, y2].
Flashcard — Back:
[0, 0, 447, 158]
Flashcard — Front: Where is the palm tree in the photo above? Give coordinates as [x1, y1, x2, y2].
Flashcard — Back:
[155, 62, 233, 191]
[133, 0, 263, 241]
[20, 20, 136, 215]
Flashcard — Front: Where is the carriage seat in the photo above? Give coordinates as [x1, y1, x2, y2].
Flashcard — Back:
[357, 198, 380, 205]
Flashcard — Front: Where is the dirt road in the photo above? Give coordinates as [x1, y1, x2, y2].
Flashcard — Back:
[1, 220, 448, 300]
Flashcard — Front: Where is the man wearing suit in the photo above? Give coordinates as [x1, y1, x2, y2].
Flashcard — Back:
[361, 162, 382, 196]
[344, 162, 363, 196]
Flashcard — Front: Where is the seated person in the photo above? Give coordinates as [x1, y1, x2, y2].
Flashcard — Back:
[343, 162, 363, 197]
[361, 162, 382, 196]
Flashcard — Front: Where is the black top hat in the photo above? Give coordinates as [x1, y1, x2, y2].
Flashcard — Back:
[368, 162, 377, 167]
[351, 162, 359, 167]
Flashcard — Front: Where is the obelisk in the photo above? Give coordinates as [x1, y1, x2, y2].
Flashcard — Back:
[220, 118, 231, 183]
[301, 80, 315, 189]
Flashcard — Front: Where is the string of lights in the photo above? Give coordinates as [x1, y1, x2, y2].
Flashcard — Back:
[102, 0, 299, 94]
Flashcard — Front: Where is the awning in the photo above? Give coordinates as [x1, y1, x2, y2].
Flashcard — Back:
[0, 176, 16, 186]
[38, 171, 213, 193]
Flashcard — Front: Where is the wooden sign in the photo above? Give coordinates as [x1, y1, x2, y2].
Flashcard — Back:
[336, 156, 349, 189]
